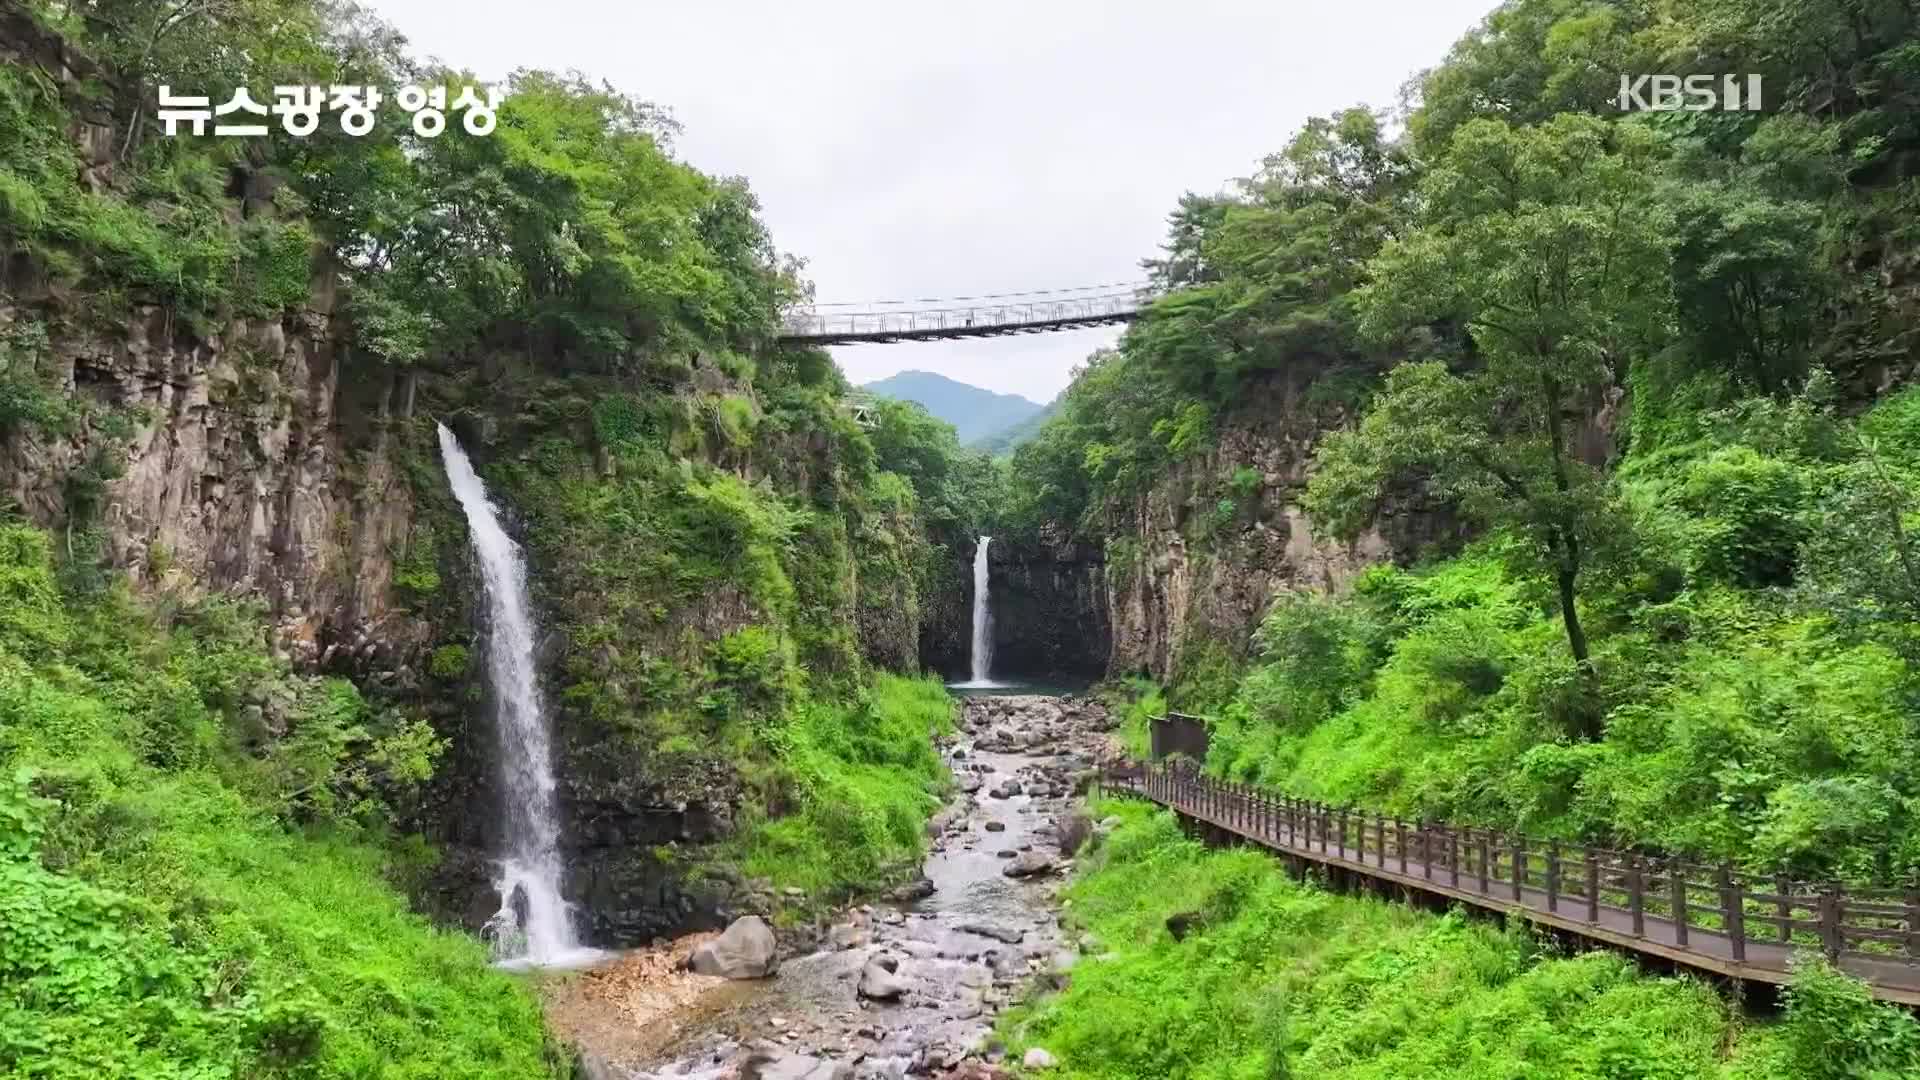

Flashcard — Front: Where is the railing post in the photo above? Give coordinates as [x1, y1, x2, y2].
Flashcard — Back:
[1546, 841, 1560, 913]
[1513, 837, 1526, 901]
[1421, 823, 1433, 880]
[1820, 886, 1842, 961]
[1629, 856, 1646, 938]
[1338, 807, 1348, 857]
[1777, 872, 1792, 945]
[1376, 815, 1387, 868]
[1906, 887, 1920, 960]
[1478, 833, 1491, 895]
[1670, 860, 1689, 948]
[1721, 864, 1746, 963]
[1585, 851, 1600, 923]
[1450, 829, 1461, 888]
[1397, 820, 1408, 874]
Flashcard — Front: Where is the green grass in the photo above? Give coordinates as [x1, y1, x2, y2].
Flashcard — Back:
[0, 524, 562, 1079]
[1104, 677, 1166, 761]
[998, 800, 1920, 1079]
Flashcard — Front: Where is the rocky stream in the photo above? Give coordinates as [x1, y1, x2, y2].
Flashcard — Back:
[544, 694, 1120, 1079]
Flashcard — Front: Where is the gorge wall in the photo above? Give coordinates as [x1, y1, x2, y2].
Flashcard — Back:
[2, 225, 935, 950]
[1098, 366, 1466, 685]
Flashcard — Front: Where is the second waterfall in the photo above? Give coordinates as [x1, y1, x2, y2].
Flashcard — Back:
[956, 535, 998, 688]
[437, 423, 601, 969]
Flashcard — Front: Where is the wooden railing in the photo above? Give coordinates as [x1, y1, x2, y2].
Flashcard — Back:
[1101, 761, 1920, 1004]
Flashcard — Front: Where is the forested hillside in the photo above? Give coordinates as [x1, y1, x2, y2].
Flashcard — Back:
[862, 370, 1043, 447]
[0, 0, 984, 1073]
[989, 0, 1920, 1072]
[1002, 0, 1920, 881]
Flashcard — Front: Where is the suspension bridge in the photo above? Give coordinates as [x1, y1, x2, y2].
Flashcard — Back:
[777, 281, 1153, 346]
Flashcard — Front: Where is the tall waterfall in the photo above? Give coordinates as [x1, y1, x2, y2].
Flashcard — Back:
[968, 535, 994, 684]
[437, 423, 598, 969]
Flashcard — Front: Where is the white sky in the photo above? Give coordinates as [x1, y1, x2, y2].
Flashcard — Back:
[362, 0, 1501, 403]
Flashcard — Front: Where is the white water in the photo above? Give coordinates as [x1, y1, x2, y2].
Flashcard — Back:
[949, 536, 1006, 690]
[437, 423, 604, 970]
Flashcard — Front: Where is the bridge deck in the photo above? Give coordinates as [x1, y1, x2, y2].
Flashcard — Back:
[779, 309, 1137, 346]
[777, 289, 1146, 346]
[1105, 764, 1920, 1005]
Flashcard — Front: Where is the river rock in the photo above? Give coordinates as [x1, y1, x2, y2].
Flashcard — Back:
[958, 921, 1023, 944]
[1023, 1047, 1058, 1069]
[887, 876, 935, 902]
[740, 1045, 853, 1080]
[827, 920, 870, 950]
[857, 953, 910, 1000]
[989, 780, 1023, 799]
[1001, 850, 1055, 878]
[1166, 911, 1205, 941]
[689, 915, 780, 978]
[1054, 812, 1093, 855]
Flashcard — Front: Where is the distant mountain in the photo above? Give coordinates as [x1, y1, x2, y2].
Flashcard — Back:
[861, 371, 1044, 447]
[972, 397, 1060, 456]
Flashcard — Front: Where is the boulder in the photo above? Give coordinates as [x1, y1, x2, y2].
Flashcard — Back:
[688, 915, 779, 978]
[926, 809, 958, 837]
[827, 920, 870, 950]
[888, 876, 935, 902]
[741, 1045, 854, 1080]
[1001, 851, 1055, 879]
[1054, 812, 1093, 855]
[858, 953, 910, 1000]
[1165, 911, 1206, 941]
[1023, 1047, 1058, 1069]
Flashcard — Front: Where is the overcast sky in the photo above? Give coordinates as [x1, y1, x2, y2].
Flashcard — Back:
[363, 0, 1500, 403]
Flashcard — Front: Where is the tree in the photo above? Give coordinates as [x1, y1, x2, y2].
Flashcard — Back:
[1309, 115, 1674, 739]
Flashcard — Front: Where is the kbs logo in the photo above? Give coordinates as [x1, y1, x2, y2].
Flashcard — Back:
[1616, 74, 1764, 112]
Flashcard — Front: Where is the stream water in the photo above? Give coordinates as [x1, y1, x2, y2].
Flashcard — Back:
[560, 693, 1116, 1079]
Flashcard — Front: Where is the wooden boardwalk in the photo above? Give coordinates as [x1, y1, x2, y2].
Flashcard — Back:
[1103, 762, 1920, 1005]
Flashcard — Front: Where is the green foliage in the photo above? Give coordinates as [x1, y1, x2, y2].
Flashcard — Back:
[1770, 958, 1920, 1079]
[1671, 446, 1811, 588]
[729, 675, 952, 900]
[0, 321, 72, 436]
[1103, 678, 1167, 760]
[995, 107, 1408, 539]
[428, 644, 470, 681]
[0, 523, 556, 1077]
[999, 801, 1913, 1078]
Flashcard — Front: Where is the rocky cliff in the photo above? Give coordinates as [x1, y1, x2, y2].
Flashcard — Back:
[986, 534, 1108, 681]
[0, 282, 430, 673]
[2, 230, 934, 951]
[1102, 366, 1466, 685]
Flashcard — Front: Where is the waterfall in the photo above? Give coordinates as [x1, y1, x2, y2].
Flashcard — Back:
[968, 536, 994, 684]
[437, 423, 600, 970]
